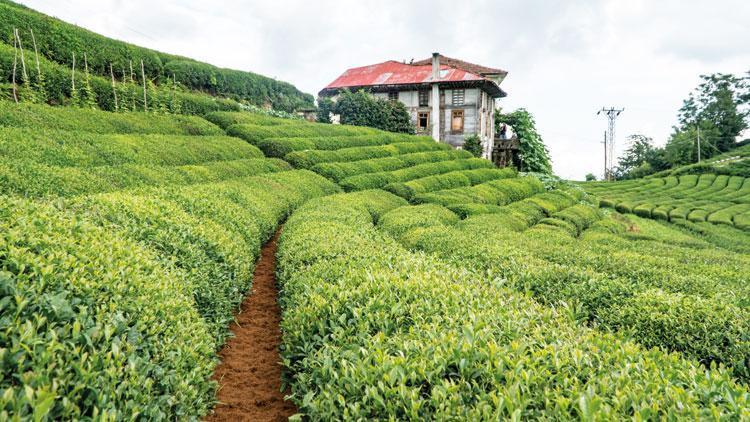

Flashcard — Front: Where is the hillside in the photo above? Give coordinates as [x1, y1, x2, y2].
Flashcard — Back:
[2, 99, 750, 419]
[0, 0, 313, 111]
[647, 143, 750, 178]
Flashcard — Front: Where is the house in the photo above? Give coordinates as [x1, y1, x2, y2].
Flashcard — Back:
[319, 53, 508, 159]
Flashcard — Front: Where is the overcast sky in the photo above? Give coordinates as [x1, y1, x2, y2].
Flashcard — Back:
[18, 0, 750, 179]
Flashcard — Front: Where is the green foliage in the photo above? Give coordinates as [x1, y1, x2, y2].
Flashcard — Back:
[339, 158, 494, 191]
[0, 101, 223, 134]
[316, 96, 334, 123]
[227, 122, 377, 144]
[333, 89, 415, 133]
[495, 108, 552, 173]
[614, 134, 669, 179]
[462, 134, 483, 157]
[276, 190, 750, 419]
[256, 133, 427, 158]
[384, 168, 516, 201]
[311, 150, 473, 182]
[283, 141, 450, 169]
[0, 4, 313, 111]
[585, 173, 597, 181]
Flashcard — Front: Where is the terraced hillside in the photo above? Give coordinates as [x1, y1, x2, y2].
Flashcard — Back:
[3, 105, 750, 419]
[583, 174, 750, 231]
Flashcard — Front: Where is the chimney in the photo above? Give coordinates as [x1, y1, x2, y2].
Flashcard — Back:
[431, 52, 440, 81]
[431, 52, 441, 142]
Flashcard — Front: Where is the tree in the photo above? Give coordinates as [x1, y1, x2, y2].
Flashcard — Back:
[317, 97, 334, 123]
[678, 73, 748, 153]
[664, 123, 721, 166]
[462, 134, 483, 158]
[613, 134, 669, 179]
[334, 89, 414, 134]
[495, 108, 552, 173]
[585, 173, 597, 181]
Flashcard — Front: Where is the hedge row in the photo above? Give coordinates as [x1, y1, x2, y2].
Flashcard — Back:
[227, 122, 379, 145]
[257, 133, 430, 158]
[1, 169, 339, 420]
[204, 111, 296, 129]
[0, 157, 289, 197]
[0, 127, 261, 167]
[385, 168, 517, 201]
[396, 201, 750, 381]
[413, 176, 546, 206]
[275, 190, 750, 419]
[0, 3, 313, 111]
[312, 150, 474, 182]
[339, 158, 493, 191]
[0, 43, 242, 114]
[0, 101, 223, 135]
[284, 142, 451, 169]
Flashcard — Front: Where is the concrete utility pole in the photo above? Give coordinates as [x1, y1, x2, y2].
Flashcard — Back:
[697, 125, 701, 163]
[597, 107, 624, 181]
[431, 52, 441, 142]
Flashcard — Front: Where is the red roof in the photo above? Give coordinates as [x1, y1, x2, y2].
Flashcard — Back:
[411, 55, 507, 77]
[323, 60, 485, 90]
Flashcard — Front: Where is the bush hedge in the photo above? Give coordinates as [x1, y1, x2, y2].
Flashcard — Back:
[257, 133, 430, 158]
[227, 122, 378, 144]
[413, 176, 546, 206]
[312, 150, 474, 182]
[384, 168, 516, 201]
[0, 101, 223, 135]
[274, 190, 750, 419]
[284, 141, 451, 169]
[339, 158, 494, 191]
[0, 127, 261, 167]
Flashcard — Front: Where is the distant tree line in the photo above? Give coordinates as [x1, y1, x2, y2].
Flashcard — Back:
[613, 72, 749, 180]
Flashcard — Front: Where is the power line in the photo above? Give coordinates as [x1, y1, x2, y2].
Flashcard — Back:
[596, 107, 624, 181]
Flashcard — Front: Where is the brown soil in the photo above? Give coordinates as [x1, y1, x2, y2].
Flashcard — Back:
[206, 229, 297, 422]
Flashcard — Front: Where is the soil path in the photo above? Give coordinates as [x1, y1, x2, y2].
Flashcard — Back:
[206, 229, 297, 422]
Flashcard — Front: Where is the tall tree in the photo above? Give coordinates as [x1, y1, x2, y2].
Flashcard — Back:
[495, 108, 552, 173]
[613, 134, 668, 179]
[678, 73, 748, 153]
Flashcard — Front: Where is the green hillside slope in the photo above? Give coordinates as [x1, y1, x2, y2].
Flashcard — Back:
[0, 0, 313, 111]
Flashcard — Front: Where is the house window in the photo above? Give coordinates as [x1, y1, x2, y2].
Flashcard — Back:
[417, 112, 429, 131]
[418, 90, 429, 107]
[451, 110, 464, 133]
[452, 89, 465, 106]
[388, 91, 399, 101]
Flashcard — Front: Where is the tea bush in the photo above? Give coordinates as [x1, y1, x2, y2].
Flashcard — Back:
[227, 123, 377, 144]
[339, 158, 493, 191]
[384, 168, 516, 201]
[312, 150, 473, 182]
[284, 141, 451, 169]
[256, 133, 428, 158]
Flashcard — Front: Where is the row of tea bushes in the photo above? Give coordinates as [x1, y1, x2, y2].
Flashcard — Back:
[227, 122, 378, 144]
[0, 170, 340, 420]
[204, 111, 296, 129]
[0, 127, 261, 167]
[312, 150, 474, 182]
[257, 134, 430, 158]
[668, 219, 750, 254]
[275, 190, 750, 419]
[413, 176, 545, 206]
[0, 101, 223, 135]
[389, 198, 750, 381]
[384, 168, 517, 201]
[339, 158, 493, 191]
[284, 142, 451, 169]
[0, 158, 289, 197]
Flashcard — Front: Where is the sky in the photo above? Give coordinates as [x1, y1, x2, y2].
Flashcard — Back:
[17, 0, 750, 179]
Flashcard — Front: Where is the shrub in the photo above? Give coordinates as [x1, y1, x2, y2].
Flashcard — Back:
[385, 168, 516, 201]
[0, 101, 222, 135]
[256, 133, 427, 158]
[413, 176, 546, 207]
[227, 122, 377, 144]
[333, 89, 415, 133]
[339, 158, 494, 191]
[283, 142, 451, 169]
[311, 150, 473, 182]
[462, 134, 483, 157]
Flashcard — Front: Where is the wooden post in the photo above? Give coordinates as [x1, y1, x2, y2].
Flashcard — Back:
[11, 30, 18, 103]
[71, 52, 76, 91]
[110, 63, 118, 111]
[15, 29, 28, 82]
[140, 59, 147, 112]
[29, 27, 41, 79]
[129, 60, 134, 83]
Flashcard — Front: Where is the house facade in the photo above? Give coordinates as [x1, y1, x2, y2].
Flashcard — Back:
[319, 53, 508, 159]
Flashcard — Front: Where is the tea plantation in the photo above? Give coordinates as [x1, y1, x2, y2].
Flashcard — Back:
[1, 103, 750, 420]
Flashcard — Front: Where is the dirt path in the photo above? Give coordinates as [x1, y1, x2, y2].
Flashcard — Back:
[206, 229, 297, 422]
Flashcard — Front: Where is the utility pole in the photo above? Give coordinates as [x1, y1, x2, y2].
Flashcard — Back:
[596, 107, 624, 181]
[697, 125, 701, 163]
[602, 131, 607, 180]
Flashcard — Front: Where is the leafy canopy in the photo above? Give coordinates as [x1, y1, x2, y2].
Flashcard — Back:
[495, 108, 552, 173]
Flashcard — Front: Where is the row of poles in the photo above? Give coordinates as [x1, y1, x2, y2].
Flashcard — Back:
[9, 26, 161, 112]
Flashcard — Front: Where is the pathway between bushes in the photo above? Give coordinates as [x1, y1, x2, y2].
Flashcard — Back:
[207, 229, 297, 422]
